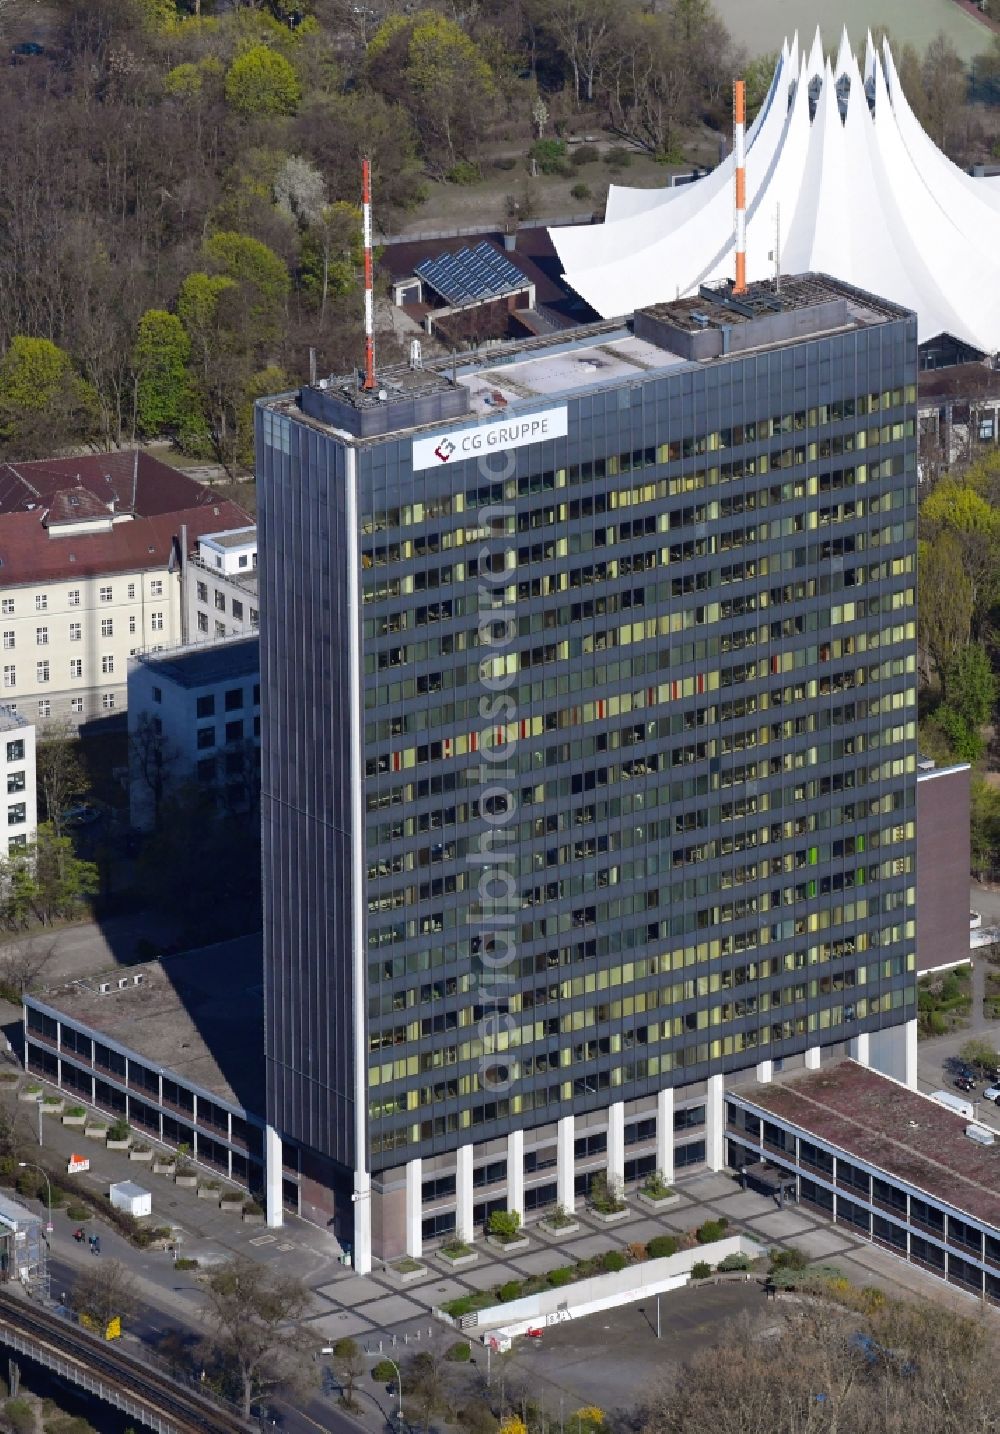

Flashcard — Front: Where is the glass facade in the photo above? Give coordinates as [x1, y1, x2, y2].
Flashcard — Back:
[259, 282, 919, 1182]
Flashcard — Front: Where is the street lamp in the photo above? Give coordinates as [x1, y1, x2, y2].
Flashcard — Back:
[18, 1162, 52, 1234]
[363, 1352, 402, 1424]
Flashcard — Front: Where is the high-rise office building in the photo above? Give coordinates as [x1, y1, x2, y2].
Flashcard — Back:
[257, 275, 919, 1272]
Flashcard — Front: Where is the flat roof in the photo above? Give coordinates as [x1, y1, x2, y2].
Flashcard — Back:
[198, 527, 256, 551]
[30, 933, 263, 1115]
[270, 273, 908, 446]
[133, 635, 259, 690]
[736, 1060, 1000, 1229]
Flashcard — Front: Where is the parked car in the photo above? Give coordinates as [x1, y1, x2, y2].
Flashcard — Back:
[10, 41, 44, 63]
[955, 1075, 976, 1093]
[983, 1085, 1000, 1104]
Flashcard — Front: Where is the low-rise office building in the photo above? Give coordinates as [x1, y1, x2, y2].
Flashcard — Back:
[0, 708, 36, 854]
[727, 1059, 1000, 1303]
[127, 636, 260, 829]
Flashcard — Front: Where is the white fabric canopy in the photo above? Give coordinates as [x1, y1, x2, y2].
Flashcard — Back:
[551, 31, 1000, 353]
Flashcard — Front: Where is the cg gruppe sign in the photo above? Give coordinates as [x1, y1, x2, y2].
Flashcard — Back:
[412, 406, 567, 472]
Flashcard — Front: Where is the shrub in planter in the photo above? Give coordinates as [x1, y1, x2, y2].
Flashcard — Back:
[174, 1257, 199, 1270]
[440, 1236, 474, 1260]
[243, 1199, 264, 1216]
[627, 1241, 648, 1262]
[545, 1203, 575, 1228]
[547, 1266, 574, 1287]
[696, 1218, 728, 1244]
[641, 1170, 674, 1200]
[446, 1342, 472, 1362]
[691, 1261, 713, 1279]
[499, 1280, 523, 1303]
[487, 1209, 521, 1243]
[770, 1246, 808, 1272]
[107, 1119, 130, 1143]
[588, 1172, 626, 1215]
[647, 1235, 678, 1260]
[601, 1251, 626, 1273]
[66, 1106, 87, 1118]
[717, 1253, 751, 1272]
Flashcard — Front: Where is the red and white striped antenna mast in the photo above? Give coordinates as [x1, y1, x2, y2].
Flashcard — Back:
[362, 157, 376, 391]
[733, 79, 747, 295]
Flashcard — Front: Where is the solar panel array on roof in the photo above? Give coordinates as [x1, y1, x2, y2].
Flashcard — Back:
[415, 242, 527, 306]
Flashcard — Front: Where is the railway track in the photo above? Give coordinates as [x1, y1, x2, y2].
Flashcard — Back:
[0, 1288, 250, 1434]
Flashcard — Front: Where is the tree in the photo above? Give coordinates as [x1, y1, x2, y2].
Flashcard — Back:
[202, 231, 291, 343]
[526, 0, 613, 104]
[959, 1038, 1000, 1075]
[367, 13, 496, 173]
[225, 44, 301, 117]
[299, 202, 362, 324]
[0, 337, 98, 459]
[918, 533, 973, 684]
[72, 1259, 138, 1332]
[129, 714, 178, 827]
[332, 1337, 364, 1410]
[29, 825, 99, 926]
[202, 1256, 312, 1419]
[945, 643, 997, 728]
[36, 722, 90, 837]
[0, 936, 56, 1001]
[921, 478, 1000, 636]
[406, 1350, 451, 1433]
[133, 310, 196, 438]
[274, 155, 327, 226]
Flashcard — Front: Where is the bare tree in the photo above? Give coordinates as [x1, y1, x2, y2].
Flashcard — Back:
[129, 713, 178, 827]
[36, 722, 89, 837]
[333, 1337, 364, 1410]
[72, 1259, 139, 1333]
[0, 934, 56, 1000]
[201, 1256, 313, 1419]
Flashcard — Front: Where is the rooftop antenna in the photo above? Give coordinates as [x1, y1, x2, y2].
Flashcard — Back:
[775, 203, 781, 294]
[362, 157, 376, 391]
[733, 78, 747, 295]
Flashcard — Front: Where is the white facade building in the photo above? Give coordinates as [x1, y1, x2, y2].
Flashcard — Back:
[0, 453, 250, 729]
[182, 527, 259, 645]
[0, 709, 36, 855]
[128, 636, 260, 829]
[552, 30, 1000, 354]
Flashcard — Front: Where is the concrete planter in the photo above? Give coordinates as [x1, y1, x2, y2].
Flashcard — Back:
[129, 1148, 153, 1163]
[198, 1185, 222, 1200]
[41, 1099, 64, 1115]
[153, 1161, 176, 1175]
[18, 1089, 42, 1103]
[437, 1248, 478, 1270]
[487, 1235, 530, 1254]
[538, 1218, 580, 1238]
[391, 1260, 429, 1284]
[242, 1211, 265, 1225]
[588, 1205, 630, 1224]
[636, 1192, 680, 1211]
[219, 1198, 244, 1215]
[62, 1114, 87, 1127]
[106, 1138, 131, 1151]
[174, 1173, 197, 1188]
[84, 1125, 109, 1140]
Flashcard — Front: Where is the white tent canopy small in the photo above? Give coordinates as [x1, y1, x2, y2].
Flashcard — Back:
[551, 31, 1000, 354]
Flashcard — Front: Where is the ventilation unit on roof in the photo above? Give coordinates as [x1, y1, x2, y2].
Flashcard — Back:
[966, 1123, 995, 1146]
[98, 982, 111, 995]
[133, 973, 144, 986]
[117, 977, 129, 990]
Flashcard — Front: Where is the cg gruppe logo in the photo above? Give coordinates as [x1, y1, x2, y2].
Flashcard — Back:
[412, 406, 568, 472]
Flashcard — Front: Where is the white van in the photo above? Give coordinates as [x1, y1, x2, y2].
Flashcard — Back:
[930, 1090, 974, 1120]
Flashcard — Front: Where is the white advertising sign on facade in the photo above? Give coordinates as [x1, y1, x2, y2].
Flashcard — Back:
[412, 406, 567, 472]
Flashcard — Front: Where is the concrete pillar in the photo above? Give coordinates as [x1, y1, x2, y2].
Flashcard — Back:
[264, 1124, 283, 1230]
[804, 1045, 821, 1070]
[904, 1017, 918, 1090]
[607, 1102, 625, 1189]
[455, 1144, 474, 1243]
[405, 1158, 422, 1259]
[556, 1114, 575, 1212]
[656, 1088, 674, 1183]
[848, 1032, 870, 1066]
[353, 1170, 372, 1275]
[756, 1059, 773, 1084]
[705, 1073, 725, 1172]
[507, 1130, 524, 1219]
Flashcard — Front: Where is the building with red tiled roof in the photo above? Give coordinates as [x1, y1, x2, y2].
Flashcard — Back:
[0, 450, 250, 728]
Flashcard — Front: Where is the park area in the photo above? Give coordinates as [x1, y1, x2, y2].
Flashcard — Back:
[714, 0, 994, 61]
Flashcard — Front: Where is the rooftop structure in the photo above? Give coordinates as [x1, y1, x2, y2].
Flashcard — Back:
[552, 30, 1000, 354]
[132, 634, 259, 691]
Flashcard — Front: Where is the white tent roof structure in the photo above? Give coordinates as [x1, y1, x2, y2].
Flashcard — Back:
[551, 31, 1000, 354]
